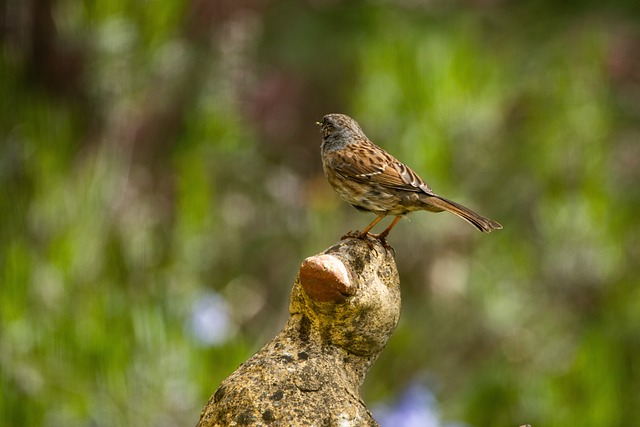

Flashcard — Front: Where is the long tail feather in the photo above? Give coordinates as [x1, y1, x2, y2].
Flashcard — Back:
[426, 196, 502, 233]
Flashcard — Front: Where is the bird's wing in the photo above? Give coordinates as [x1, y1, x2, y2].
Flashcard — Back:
[329, 143, 436, 195]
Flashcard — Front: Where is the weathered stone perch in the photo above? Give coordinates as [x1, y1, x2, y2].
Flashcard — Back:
[197, 237, 401, 427]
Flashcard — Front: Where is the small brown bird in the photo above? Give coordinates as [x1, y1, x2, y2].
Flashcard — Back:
[319, 113, 502, 241]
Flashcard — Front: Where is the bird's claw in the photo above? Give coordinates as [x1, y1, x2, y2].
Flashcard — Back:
[370, 234, 395, 256]
[341, 230, 378, 252]
[341, 231, 395, 256]
[341, 230, 363, 239]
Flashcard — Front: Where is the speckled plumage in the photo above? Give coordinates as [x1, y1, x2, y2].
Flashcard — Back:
[319, 113, 502, 238]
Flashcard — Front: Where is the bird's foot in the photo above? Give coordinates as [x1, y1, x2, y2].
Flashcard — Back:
[341, 230, 364, 239]
[341, 231, 395, 256]
[369, 233, 395, 256]
[341, 230, 379, 252]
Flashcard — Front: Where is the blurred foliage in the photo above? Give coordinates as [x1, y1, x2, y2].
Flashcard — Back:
[1, 0, 640, 426]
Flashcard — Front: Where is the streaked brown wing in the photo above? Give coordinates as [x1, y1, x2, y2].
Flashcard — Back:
[393, 158, 435, 194]
[329, 141, 436, 195]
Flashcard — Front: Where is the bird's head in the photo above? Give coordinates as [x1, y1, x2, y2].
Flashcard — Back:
[317, 113, 367, 151]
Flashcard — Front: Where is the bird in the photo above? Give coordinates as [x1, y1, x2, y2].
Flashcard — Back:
[318, 113, 502, 242]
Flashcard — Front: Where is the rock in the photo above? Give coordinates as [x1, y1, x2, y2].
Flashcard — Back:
[197, 237, 401, 427]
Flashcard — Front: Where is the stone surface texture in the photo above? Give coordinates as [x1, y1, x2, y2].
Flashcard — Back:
[197, 237, 401, 427]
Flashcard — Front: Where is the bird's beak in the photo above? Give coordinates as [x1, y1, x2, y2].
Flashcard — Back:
[315, 121, 322, 126]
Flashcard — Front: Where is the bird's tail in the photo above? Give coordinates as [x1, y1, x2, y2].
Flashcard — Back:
[425, 196, 502, 233]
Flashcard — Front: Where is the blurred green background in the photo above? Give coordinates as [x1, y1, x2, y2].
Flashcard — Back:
[2, 0, 640, 426]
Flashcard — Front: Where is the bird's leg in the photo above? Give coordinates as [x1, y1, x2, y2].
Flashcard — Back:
[358, 215, 385, 238]
[341, 215, 385, 240]
[375, 215, 401, 240]
[370, 215, 401, 253]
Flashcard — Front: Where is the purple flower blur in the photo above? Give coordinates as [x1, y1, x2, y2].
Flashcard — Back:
[188, 291, 234, 346]
[373, 382, 468, 427]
